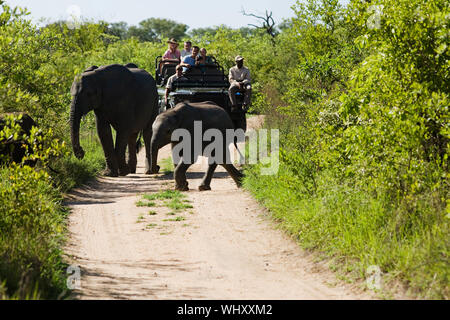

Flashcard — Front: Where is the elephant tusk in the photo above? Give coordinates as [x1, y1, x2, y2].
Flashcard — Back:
[6, 135, 14, 143]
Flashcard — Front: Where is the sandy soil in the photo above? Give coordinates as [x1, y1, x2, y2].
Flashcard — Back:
[64, 116, 373, 300]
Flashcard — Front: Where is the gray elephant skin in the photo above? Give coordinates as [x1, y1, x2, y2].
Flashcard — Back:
[150, 101, 243, 191]
[70, 64, 159, 176]
[0, 112, 39, 166]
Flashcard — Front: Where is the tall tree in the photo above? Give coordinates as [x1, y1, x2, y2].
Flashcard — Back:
[188, 26, 222, 38]
[136, 18, 188, 42]
[188, 25, 255, 40]
[105, 21, 129, 40]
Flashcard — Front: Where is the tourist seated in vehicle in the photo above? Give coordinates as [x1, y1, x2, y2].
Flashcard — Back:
[181, 41, 192, 59]
[195, 47, 213, 72]
[196, 48, 213, 66]
[162, 38, 181, 63]
[160, 38, 181, 75]
[228, 55, 251, 112]
[165, 65, 187, 107]
[180, 46, 200, 72]
[159, 38, 181, 72]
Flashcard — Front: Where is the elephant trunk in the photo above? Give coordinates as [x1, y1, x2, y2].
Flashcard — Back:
[150, 140, 160, 174]
[70, 97, 85, 159]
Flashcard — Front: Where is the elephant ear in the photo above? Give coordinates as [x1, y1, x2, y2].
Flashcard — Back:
[70, 75, 81, 96]
[124, 63, 138, 69]
[87, 73, 103, 109]
[95, 64, 134, 105]
[70, 66, 97, 96]
[78, 71, 102, 109]
[84, 65, 99, 73]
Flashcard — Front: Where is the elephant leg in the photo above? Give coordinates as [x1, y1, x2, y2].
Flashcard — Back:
[220, 163, 243, 187]
[174, 162, 191, 191]
[199, 163, 217, 191]
[95, 113, 118, 177]
[127, 132, 138, 174]
[115, 130, 131, 176]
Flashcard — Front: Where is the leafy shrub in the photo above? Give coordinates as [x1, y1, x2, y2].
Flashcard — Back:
[245, 0, 449, 298]
[0, 113, 70, 298]
[0, 164, 68, 299]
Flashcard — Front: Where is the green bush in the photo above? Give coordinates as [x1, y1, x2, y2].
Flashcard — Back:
[0, 113, 71, 299]
[0, 164, 68, 299]
[244, 0, 449, 298]
[52, 135, 105, 192]
[339, 0, 449, 199]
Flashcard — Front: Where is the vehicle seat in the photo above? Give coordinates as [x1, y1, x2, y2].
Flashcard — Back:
[203, 65, 225, 82]
[184, 67, 203, 82]
[161, 63, 177, 85]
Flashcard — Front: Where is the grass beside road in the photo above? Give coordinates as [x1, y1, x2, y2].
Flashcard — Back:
[53, 135, 106, 192]
[242, 162, 449, 299]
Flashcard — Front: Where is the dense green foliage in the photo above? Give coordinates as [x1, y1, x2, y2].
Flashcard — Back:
[0, 114, 68, 299]
[103, 19, 262, 42]
[0, 0, 447, 299]
[0, 165, 67, 299]
[243, 0, 449, 298]
[109, 18, 188, 42]
[0, 1, 106, 298]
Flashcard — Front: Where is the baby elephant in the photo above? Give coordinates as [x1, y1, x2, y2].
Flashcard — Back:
[150, 101, 243, 191]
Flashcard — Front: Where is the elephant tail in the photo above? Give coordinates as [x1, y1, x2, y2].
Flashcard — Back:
[136, 131, 143, 154]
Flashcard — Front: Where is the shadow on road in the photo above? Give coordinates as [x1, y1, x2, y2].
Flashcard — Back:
[64, 170, 232, 206]
[70, 259, 207, 299]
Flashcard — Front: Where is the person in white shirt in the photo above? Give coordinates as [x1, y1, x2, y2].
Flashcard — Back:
[180, 41, 192, 59]
[228, 55, 251, 112]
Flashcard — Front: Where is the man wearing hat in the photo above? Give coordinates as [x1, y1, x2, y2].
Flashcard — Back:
[228, 55, 251, 112]
[162, 38, 181, 62]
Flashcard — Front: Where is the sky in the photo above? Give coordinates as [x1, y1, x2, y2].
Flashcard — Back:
[3, 0, 298, 30]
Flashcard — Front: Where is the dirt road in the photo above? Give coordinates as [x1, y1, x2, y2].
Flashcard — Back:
[64, 117, 372, 300]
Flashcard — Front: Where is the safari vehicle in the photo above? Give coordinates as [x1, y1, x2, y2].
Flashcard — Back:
[155, 56, 247, 131]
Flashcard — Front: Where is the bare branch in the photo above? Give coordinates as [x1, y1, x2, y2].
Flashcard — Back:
[241, 8, 277, 40]
[241, 8, 266, 21]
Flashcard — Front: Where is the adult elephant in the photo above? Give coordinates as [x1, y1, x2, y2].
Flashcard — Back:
[0, 112, 38, 166]
[149, 101, 243, 191]
[70, 63, 159, 176]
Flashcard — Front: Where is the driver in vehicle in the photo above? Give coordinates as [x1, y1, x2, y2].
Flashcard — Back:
[165, 65, 187, 107]
[228, 55, 251, 112]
